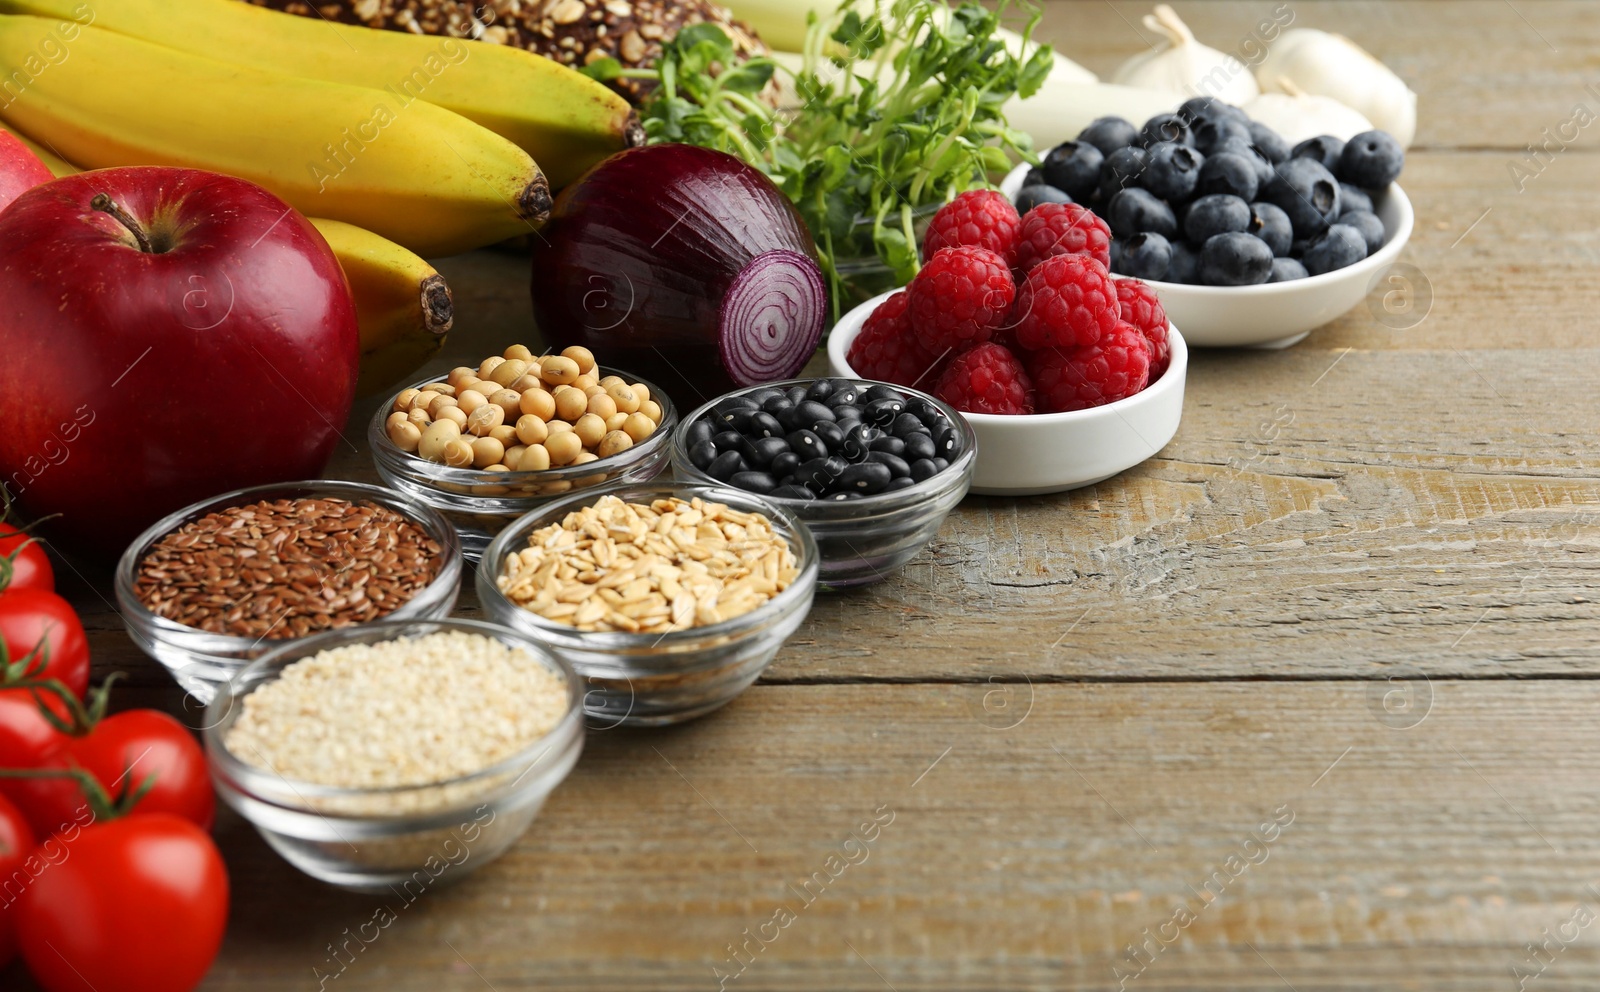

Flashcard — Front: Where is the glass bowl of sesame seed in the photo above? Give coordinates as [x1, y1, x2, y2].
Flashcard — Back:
[204, 618, 584, 893]
[115, 480, 463, 705]
[476, 482, 820, 727]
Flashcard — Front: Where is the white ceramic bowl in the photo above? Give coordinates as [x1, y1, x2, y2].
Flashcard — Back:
[1001, 163, 1415, 349]
[828, 292, 1187, 496]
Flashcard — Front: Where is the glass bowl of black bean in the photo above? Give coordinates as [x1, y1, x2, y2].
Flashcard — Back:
[671, 378, 976, 589]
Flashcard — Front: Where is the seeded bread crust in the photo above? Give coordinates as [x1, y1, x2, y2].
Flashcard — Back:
[244, 0, 767, 103]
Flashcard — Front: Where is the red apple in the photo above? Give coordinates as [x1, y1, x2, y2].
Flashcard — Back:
[0, 167, 359, 552]
[0, 129, 53, 214]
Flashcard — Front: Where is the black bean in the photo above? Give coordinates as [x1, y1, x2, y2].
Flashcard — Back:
[748, 387, 784, 407]
[825, 384, 860, 407]
[862, 384, 904, 404]
[909, 458, 940, 482]
[933, 427, 959, 457]
[748, 436, 790, 468]
[813, 422, 845, 448]
[686, 420, 714, 448]
[907, 398, 941, 422]
[794, 400, 835, 424]
[830, 404, 861, 423]
[795, 456, 847, 489]
[827, 491, 862, 501]
[884, 476, 918, 492]
[787, 430, 827, 459]
[707, 450, 746, 481]
[869, 435, 906, 455]
[726, 409, 758, 432]
[866, 451, 911, 478]
[713, 395, 758, 418]
[805, 380, 835, 402]
[933, 457, 950, 471]
[770, 451, 801, 478]
[864, 397, 905, 426]
[903, 433, 937, 461]
[836, 461, 892, 494]
[749, 412, 784, 438]
[689, 440, 718, 470]
[785, 385, 808, 404]
[761, 394, 793, 417]
[729, 471, 777, 494]
[712, 430, 742, 451]
[771, 484, 816, 500]
[889, 412, 927, 439]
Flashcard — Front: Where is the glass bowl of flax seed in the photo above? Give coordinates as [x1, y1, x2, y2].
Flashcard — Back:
[115, 480, 462, 704]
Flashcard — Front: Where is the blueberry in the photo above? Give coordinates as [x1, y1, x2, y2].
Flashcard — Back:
[865, 450, 912, 478]
[688, 439, 717, 470]
[769, 484, 816, 500]
[1261, 158, 1341, 238]
[1338, 210, 1386, 255]
[1043, 140, 1105, 200]
[770, 451, 801, 478]
[1199, 232, 1273, 286]
[707, 449, 747, 481]
[863, 397, 905, 426]
[1099, 146, 1148, 197]
[1192, 116, 1251, 155]
[903, 432, 937, 461]
[1077, 115, 1141, 155]
[1023, 166, 1048, 188]
[1107, 238, 1122, 273]
[1184, 193, 1251, 243]
[1268, 257, 1308, 282]
[1178, 96, 1249, 125]
[728, 471, 777, 494]
[1165, 240, 1199, 284]
[1195, 152, 1259, 202]
[1246, 121, 1290, 163]
[1117, 232, 1172, 280]
[1016, 184, 1073, 213]
[804, 379, 835, 402]
[1301, 224, 1368, 275]
[1106, 187, 1178, 239]
[786, 429, 827, 458]
[1337, 183, 1374, 218]
[685, 419, 714, 448]
[1291, 135, 1345, 172]
[1140, 141, 1204, 201]
[1140, 112, 1191, 148]
[1247, 201, 1293, 257]
[1215, 139, 1274, 190]
[1337, 129, 1404, 188]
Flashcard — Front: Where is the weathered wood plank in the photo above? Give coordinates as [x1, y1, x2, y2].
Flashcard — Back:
[7, 681, 1593, 991]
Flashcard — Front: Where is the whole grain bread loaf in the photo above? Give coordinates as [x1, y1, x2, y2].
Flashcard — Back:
[244, 0, 766, 103]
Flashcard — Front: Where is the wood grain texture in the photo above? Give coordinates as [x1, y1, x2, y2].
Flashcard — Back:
[12, 3, 1600, 990]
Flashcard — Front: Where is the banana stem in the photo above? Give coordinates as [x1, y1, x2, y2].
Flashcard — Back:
[89, 193, 155, 254]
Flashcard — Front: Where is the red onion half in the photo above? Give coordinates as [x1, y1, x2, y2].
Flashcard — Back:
[530, 144, 825, 403]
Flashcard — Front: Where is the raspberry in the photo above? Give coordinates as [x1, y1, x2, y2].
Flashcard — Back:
[1114, 278, 1171, 381]
[923, 190, 1021, 265]
[907, 246, 1016, 354]
[847, 291, 946, 389]
[933, 342, 1035, 416]
[1012, 253, 1119, 352]
[1027, 321, 1150, 413]
[1013, 202, 1112, 274]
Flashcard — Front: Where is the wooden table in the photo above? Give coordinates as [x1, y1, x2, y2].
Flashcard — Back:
[14, 1, 1600, 988]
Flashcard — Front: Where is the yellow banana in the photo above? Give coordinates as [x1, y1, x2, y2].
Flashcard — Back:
[0, 14, 549, 256]
[0, 0, 641, 189]
[309, 218, 453, 395]
[6, 125, 75, 176]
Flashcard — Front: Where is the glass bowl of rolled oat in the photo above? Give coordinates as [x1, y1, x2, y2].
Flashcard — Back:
[204, 618, 583, 893]
[115, 480, 462, 704]
[476, 483, 820, 727]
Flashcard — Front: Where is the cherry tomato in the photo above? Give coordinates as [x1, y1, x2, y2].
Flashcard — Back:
[13, 710, 214, 837]
[17, 813, 228, 992]
[0, 687, 71, 823]
[0, 531, 52, 595]
[0, 791, 36, 968]
[0, 589, 88, 698]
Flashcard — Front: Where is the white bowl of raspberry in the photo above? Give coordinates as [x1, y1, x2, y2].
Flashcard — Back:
[829, 290, 1187, 496]
[1001, 163, 1415, 350]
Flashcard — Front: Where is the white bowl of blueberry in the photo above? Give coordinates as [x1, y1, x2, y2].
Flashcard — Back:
[1001, 96, 1415, 350]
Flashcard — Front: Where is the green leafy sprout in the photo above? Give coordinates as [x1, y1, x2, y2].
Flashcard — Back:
[586, 0, 1054, 320]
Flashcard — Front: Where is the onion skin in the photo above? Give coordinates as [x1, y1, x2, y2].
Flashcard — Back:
[530, 143, 825, 404]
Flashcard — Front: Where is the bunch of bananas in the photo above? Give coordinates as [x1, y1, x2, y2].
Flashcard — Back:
[0, 0, 645, 388]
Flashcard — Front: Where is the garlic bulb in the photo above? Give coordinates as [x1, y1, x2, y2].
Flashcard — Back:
[1112, 5, 1259, 106]
[1244, 80, 1375, 145]
[1254, 29, 1417, 148]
